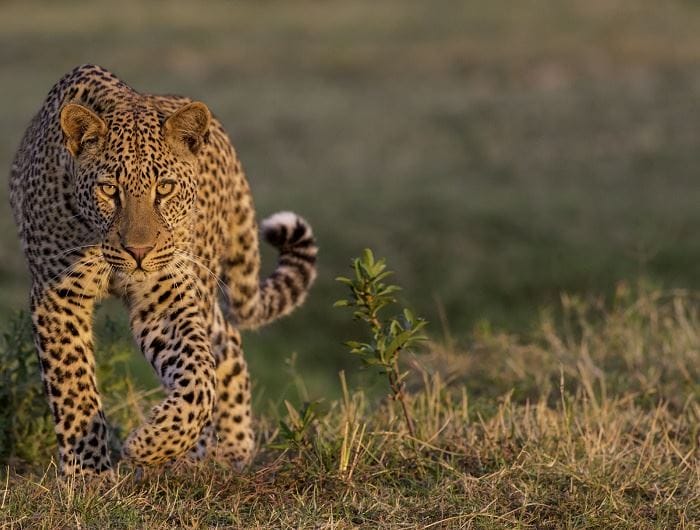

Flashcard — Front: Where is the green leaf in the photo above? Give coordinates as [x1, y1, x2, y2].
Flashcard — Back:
[284, 400, 301, 426]
[377, 285, 401, 296]
[279, 421, 293, 439]
[389, 319, 401, 335]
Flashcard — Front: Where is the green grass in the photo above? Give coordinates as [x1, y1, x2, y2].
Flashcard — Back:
[2, 0, 700, 398]
[2, 289, 698, 527]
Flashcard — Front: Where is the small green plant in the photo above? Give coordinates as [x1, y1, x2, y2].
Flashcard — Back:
[269, 400, 319, 452]
[335, 248, 427, 437]
[0, 313, 55, 466]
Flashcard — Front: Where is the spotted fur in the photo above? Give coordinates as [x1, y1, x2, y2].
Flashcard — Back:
[9, 65, 317, 475]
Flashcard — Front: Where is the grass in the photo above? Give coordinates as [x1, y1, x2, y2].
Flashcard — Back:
[1, 287, 698, 528]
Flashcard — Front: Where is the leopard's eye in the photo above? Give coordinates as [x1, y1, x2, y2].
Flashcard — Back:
[156, 181, 175, 197]
[99, 183, 117, 197]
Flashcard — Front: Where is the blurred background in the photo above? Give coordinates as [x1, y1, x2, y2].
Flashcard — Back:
[2, 0, 700, 407]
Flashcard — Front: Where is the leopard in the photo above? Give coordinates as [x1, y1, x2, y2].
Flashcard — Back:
[9, 64, 318, 476]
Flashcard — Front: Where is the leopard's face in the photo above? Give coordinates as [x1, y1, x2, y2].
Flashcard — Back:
[61, 101, 210, 277]
[80, 146, 198, 276]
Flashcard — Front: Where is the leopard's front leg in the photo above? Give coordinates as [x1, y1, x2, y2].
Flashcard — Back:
[30, 265, 113, 475]
[121, 267, 216, 465]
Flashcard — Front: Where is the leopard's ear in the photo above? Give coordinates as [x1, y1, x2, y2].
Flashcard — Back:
[60, 103, 107, 157]
[163, 101, 211, 156]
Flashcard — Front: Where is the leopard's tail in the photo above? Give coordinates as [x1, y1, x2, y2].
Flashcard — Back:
[224, 211, 317, 330]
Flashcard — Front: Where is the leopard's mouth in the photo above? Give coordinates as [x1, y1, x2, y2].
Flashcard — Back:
[102, 249, 173, 276]
[128, 269, 149, 282]
[107, 268, 155, 297]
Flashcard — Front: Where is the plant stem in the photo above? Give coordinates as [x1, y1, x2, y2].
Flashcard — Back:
[388, 357, 415, 438]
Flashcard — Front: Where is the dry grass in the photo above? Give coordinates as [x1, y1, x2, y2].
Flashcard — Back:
[2, 288, 698, 528]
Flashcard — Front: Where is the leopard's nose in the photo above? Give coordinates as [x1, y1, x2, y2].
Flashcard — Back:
[124, 245, 154, 264]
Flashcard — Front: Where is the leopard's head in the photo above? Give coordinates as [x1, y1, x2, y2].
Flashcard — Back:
[60, 100, 210, 277]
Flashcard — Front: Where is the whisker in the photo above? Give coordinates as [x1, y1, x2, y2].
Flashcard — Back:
[98, 264, 113, 299]
[59, 212, 88, 225]
[177, 260, 210, 305]
[77, 260, 105, 310]
[45, 256, 101, 287]
[175, 251, 228, 301]
[174, 246, 217, 266]
[166, 263, 186, 306]
[172, 259, 206, 305]
[51, 244, 102, 261]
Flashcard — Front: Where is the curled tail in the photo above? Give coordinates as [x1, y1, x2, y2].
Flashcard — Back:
[225, 211, 317, 329]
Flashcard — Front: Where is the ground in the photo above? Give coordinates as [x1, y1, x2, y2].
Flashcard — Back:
[1, 288, 698, 527]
